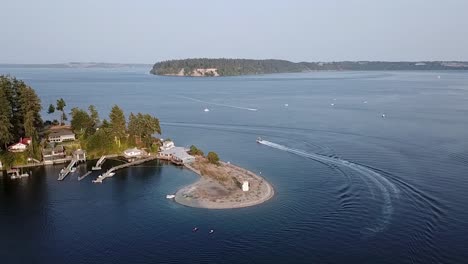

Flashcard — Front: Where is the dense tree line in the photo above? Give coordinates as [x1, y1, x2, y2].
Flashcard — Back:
[0, 75, 42, 152]
[151, 59, 468, 76]
[69, 104, 161, 156]
[151, 58, 307, 76]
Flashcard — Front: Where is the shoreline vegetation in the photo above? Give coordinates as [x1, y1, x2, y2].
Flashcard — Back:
[175, 156, 274, 209]
[151, 58, 468, 77]
[1, 75, 274, 209]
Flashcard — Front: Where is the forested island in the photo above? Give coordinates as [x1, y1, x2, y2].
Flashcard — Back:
[150, 58, 468, 77]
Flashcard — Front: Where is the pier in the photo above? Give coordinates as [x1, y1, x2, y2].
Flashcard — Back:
[58, 159, 77, 180]
[92, 155, 157, 183]
[92, 154, 118, 170]
[58, 149, 86, 181]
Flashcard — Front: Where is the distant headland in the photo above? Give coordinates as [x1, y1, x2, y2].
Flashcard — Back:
[150, 58, 468, 77]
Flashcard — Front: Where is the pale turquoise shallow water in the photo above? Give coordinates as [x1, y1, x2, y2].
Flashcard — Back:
[1, 68, 468, 263]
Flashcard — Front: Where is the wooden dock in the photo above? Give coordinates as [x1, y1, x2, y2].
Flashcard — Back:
[58, 159, 77, 181]
[92, 155, 157, 183]
[92, 154, 118, 170]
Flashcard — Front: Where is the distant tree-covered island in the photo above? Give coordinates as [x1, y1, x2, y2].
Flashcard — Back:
[150, 58, 468, 77]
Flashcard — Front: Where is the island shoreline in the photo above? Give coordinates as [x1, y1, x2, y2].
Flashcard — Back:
[174, 161, 274, 209]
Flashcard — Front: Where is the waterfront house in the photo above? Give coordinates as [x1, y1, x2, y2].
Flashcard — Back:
[160, 140, 175, 151]
[42, 145, 67, 164]
[48, 129, 75, 143]
[158, 146, 195, 164]
[8, 138, 32, 152]
[123, 148, 146, 159]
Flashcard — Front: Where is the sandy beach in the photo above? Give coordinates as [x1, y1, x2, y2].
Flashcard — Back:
[174, 158, 274, 209]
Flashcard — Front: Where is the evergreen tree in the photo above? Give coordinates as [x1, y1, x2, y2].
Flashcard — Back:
[56, 98, 67, 125]
[109, 105, 126, 147]
[47, 104, 55, 114]
[88, 105, 99, 127]
[70, 107, 92, 135]
[0, 87, 13, 149]
[127, 112, 161, 147]
[18, 85, 43, 139]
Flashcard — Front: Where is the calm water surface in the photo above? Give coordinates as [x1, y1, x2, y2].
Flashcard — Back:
[1, 68, 468, 263]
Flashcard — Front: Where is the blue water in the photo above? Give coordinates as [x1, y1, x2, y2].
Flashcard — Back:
[1, 67, 468, 263]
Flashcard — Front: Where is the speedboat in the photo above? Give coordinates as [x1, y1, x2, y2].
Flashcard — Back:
[209, 229, 214, 234]
[256, 137, 262, 143]
[166, 194, 176, 199]
[204, 108, 210, 112]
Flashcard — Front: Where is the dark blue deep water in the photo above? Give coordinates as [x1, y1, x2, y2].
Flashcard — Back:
[1, 68, 468, 264]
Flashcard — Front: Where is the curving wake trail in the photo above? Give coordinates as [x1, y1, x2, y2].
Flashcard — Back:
[177, 96, 258, 111]
[258, 139, 400, 233]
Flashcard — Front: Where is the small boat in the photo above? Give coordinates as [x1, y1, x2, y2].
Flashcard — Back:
[381, 113, 386, 118]
[330, 103, 335, 106]
[70, 167, 77, 173]
[192, 227, 199, 232]
[256, 137, 262, 143]
[284, 103, 288, 107]
[8, 169, 29, 179]
[204, 108, 210, 112]
[209, 229, 214, 234]
[166, 194, 176, 199]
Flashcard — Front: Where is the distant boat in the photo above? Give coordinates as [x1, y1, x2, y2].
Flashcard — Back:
[382, 113, 386, 118]
[256, 137, 263, 143]
[331, 103, 335, 106]
[363, 101, 368, 104]
[204, 108, 210, 112]
[209, 229, 214, 234]
[284, 103, 289, 107]
[192, 227, 199, 232]
[166, 194, 176, 199]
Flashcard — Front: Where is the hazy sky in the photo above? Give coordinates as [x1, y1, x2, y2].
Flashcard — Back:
[1, 0, 468, 63]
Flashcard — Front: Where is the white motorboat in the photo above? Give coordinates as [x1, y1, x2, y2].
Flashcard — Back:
[166, 194, 176, 199]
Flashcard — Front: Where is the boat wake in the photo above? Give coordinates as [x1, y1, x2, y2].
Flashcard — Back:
[258, 139, 400, 233]
[177, 96, 258, 111]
